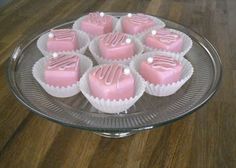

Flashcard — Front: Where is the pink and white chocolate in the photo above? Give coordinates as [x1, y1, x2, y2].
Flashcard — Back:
[122, 13, 156, 35]
[145, 29, 183, 52]
[47, 29, 78, 52]
[45, 53, 80, 87]
[99, 32, 135, 60]
[80, 12, 113, 36]
[140, 56, 182, 85]
[89, 64, 135, 100]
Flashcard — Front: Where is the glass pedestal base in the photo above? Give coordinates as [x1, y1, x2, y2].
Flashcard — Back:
[95, 132, 136, 138]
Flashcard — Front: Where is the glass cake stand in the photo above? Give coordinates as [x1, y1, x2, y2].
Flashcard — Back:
[7, 13, 222, 138]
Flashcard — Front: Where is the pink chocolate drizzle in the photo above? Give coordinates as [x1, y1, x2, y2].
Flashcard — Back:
[92, 64, 125, 85]
[154, 30, 180, 44]
[101, 33, 127, 47]
[128, 14, 154, 25]
[48, 55, 78, 70]
[88, 12, 110, 25]
[148, 56, 178, 71]
[51, 29, 75, 41]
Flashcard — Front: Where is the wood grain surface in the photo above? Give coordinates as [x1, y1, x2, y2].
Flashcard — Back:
[0, 0, 235, 167]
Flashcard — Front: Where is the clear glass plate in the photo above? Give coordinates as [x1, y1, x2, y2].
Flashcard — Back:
[7, 13, 222, 137]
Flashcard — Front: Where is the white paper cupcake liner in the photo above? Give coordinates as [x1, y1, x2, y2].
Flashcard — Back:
[115, 14, 165, 37]
[130, 51, 194, 96]
[89, 34, 144, 65]
[32, 53, 93, 98]
[72, 14, 118, 40]
[79, 64, 146, 114]
[37, 29, 90, 56]
[139, 28, 193, 57]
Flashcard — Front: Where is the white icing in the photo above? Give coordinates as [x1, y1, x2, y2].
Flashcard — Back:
[52, 52, 58, 58]
[127, 13, 132, 17]
[99, 12, 105, 17]
[48, 32, 54, 39]
[125, 38, 131, 44]
[151, 30, 157, 36]
[147, 57, 154, 63]
[123, 68, 131, 75]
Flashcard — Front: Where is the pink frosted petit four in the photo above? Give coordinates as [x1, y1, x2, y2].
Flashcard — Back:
[47, 29, 78, 52]
[80, 12, 113, 36]
[122, 13, 156, 35]
[45, 53, 80, 87]
[145, 29, 183, 52]
[99, 32, 135, 60]
[88, 64, 135, 100]
[140, 56, 182, 84]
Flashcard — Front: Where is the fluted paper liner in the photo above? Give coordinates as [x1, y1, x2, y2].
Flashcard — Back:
[32, 53, 93, 98]
[37, 30, 90, 56]
[115, 15, 165, 37]
[130, 51, 194, 96]
[72, 14, 118, 39]
[139, 28, 193, 57]
[79, 64, 146, 114]
[89, 35, 144, 65]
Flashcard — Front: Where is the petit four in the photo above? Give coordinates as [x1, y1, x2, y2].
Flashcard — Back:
[145, 29, 183, 52]
[47, 29, 78, 52]
[122, 13, 156, 35]
[80, 12, 113, 36]
[44, 53, 80, 87]
[99, 32, 135, 60]
[140, 55, 182, 84]
[88, 64, 135, 100]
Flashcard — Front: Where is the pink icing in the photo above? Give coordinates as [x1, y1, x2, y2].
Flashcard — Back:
[89, 64, 135, 100]
[140, 56, 182, 84]
[47, 29, 78, 52]
[80, 12, 113, 36]
[122, 13, 156, 35]
[145, 29, 183, 52]
[45, 55, 80, 87]
[99, 33, 135, 60]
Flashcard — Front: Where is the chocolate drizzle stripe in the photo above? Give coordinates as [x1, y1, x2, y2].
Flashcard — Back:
[51, 30, 75, 41]
[88, 13, 107, 24]
[58, 62, 76, 70]
[49, 56, 75, 66]
[93, 65, 124, 85]
[155, 33, 179, 44]
[105, 65, 121, 85]
[48, 56, 77, 70]
[102, 33, 127, 47]
[129, 15, 152, 24]
[150, 57, 177, 70]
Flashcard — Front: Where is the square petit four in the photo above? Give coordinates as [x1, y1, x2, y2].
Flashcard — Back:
[145, 29, 183, 52]
[122, 13, 156, 35]
[89, 64, 135, 100]
[140, 56, 182, 84]
[47, 29, 78, 52]
[99, 33, 135, 60]
[44, 53, 80, 87]
[80, 12, 113, 36]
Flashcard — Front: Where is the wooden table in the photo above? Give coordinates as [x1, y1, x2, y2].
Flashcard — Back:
[0, 0, 235, 167]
